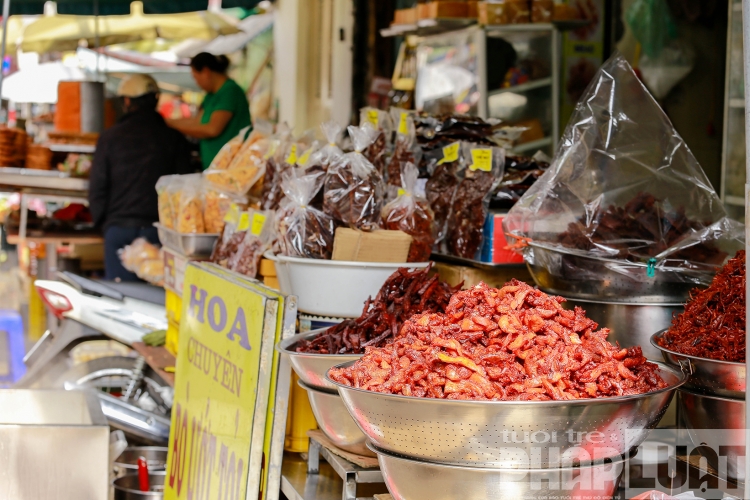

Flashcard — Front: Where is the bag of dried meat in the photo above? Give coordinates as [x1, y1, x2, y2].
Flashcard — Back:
[445, 143, 504, 260]
[203, 183, 247, 234]
[303, 121, 344, 209]
[424, 141, 461, 249]
[386, 108, 422, 188]
[324, 124, 386, 231]
[260, 123, 293, 210]
[210, 204, 247, 264]
[359, 107, 391, 175]
[156, 174, 181, 229]
[176, 174, 205, 233]
[503, 53, 743, 288]
[228, 209, 272, 277]
[276, 168, 335, 259]
[208, 126, 251, 170]
[382, 162, 434, 262]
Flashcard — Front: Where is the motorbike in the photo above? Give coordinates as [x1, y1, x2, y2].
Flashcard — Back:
[18, 271, 173, 445]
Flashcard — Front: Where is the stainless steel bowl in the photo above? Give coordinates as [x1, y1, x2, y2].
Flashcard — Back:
[328, 361, 685, 468]
[114, 447, 168, 477]
[113, 471, 165, 499]
[651, 330, 745, 399]
[525, 242, 702, 303]
[562, 298, 682, 360]
[369, 443, 625, 500]
[679, 389, 745, 481]
[276, 329, 362, 391]
[298, 380, 375, 457]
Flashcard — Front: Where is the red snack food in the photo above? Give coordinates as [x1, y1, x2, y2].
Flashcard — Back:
[296, 266, 460, 354]
[658, 250, 746, 362]
[330, 280, 667, 400]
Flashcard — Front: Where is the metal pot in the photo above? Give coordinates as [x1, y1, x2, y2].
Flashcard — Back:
[114, 447, 168, 478]
[562, 298, 682, 360]
[113, 472, 165, 500]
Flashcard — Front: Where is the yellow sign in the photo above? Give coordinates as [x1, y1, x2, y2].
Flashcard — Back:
[250, 212, 266, 236]
[165, 264, 275, 500]
[285, 144, 298, 165]
[398, 112, 409, 135]
[238, 212, 251, 231]
[437, 142, 460, 165]
[397, 188, 406, 197]
[366, 109, 379, 126]
[469, 148, 493, 172]
[224, 203, 240, 224]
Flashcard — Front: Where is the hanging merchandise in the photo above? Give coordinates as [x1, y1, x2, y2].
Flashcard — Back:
[359, 107, 391, 176]
[446, 143, 504, 259]
[276, 169, 336, 260]
[386, 108, 422, 188]
[504, 53, 744, 287]
[381, 162, 435, 262]
[324, 124, 386, 231]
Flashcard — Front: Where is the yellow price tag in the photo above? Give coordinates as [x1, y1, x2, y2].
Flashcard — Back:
[263, 141, 278, 160]
[397, 188, 406, 197]
[469, 148, 493, 172]
[285, 144, 298, 165]
[398, 112, 409, 135]
[224, 203, 240, 223]
[366, 109, 379, 126]
[251, 212, 267, 236]
[238, 212, 251, 231]
[297, 147, 314, 167]
[437, 142, 460, 165]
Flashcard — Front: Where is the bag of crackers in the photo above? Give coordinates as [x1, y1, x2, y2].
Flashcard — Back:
[175, 174, 205, 233]
[203, 183, 247, 234]
[204, 124, 269, 195]
[208, 126, 251, 170]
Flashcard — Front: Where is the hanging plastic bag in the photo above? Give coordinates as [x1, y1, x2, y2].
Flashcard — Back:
[208, 126, 250, 170]
[625, 0, 677, 59]
[424, 141, 461, 249]
[176, 174, 205, 233]
[386, 108, 422, 188]
[359, 107, 391, 175]
[446, 143, 504, 259]
[382, 162, 435, 262]
[324, 124, 386, 231]
[503, 53, 742, 286]
[156, 174, 181, 229]
[639, 40, 695, 99]
[276, 169, 336, 259]
[228, 209, 273, 277]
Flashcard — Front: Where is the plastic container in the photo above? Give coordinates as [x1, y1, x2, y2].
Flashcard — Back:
[266, 252, 431, 317]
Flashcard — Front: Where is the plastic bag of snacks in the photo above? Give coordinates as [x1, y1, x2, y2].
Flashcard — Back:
[504, 53, 742, 285]
[324, 124, 385, 231]
[208, 126, 251, 170]
[210, 204, 248, 263]
[203, 183, 246, 234]
[445, 143, 504, 259]
[386, 108, 422, 188]
[424, 141, 461, 248]
[304, 121, 344, 209]
[276, 169, 336, 259]
[382, 162, 434, 262]
[260, 123, 293, 210]
[176, 174, 205, 233]
[156, 174, 181, 229]
[118, 238, 164, 285]
[359, 107, 391, 175]
[204, 125, 269, 196]
[228, 209, 273, 277]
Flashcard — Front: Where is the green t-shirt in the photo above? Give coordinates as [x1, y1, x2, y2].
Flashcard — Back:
[199, 78, 251, 169]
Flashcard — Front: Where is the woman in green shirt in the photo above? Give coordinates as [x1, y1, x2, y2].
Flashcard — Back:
[168, 53, 251, 169]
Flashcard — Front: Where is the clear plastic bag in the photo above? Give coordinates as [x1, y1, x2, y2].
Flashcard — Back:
[359, 107, 391, 175]
[446, 143, 504, 259]
[382, 162, 434, 262]
[228, 209, 272, 277]
[503, 53, 742, 285]
[208, 126, 250, 170]
[261, 123, 294, 210]
[203, 184, 246, 234]
[118, 237, 163, 285]
[204, 124, 269, 196]
[424, 141, 461, 248]
[210, 205, 246, 264]
[156, 174, 181, 230]
[386, 108, 422, 188]
[324, 124, 386, 231]
[307, 121, 344, 172]
[176, 174, 205, 233]
[276, 168, 336, 259]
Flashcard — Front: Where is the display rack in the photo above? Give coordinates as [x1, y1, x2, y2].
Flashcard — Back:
[47, 143, 96, 154]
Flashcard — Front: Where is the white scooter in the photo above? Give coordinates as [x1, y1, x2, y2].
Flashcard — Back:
[19, 272, 172, 445]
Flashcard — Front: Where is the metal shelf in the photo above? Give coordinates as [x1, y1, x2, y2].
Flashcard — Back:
[488, 77, 552, 97]
[47, 144, 96, 153]
[511, 136, 553, 154]
[0, 166, 89, 192]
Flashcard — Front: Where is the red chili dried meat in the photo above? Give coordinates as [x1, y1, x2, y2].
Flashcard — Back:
[447, 170, 495, 259]
[330, 280, 667, 400]
[658, 250, 746, 362]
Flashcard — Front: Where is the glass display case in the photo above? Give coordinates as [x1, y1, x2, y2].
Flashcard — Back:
[720, 0, 745, 221]
[415, 24, 561, 156]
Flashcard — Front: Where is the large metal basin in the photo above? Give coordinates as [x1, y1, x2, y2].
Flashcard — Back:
[113, 471, 165, 499]
[563, 298, 682, 360]
[370, 443, 625, 500]
[329, 361, 685, 468]
[114, 447, 168, 477]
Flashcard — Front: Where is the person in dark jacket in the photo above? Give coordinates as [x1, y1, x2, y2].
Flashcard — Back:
[89, 74, 191, 281]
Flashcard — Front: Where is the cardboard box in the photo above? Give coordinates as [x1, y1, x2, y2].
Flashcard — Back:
[478, 0, 530, 24]
[332, 228, 413, 263]
[394, 7, 417, 24]
[419, 1, 469, 19]
[434, 261, 532, 289]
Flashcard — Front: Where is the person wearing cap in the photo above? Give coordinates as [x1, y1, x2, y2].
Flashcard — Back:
[89, 74, 192, 281]
[167, 53, 251, 169]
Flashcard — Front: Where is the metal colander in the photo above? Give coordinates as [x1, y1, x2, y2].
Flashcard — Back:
[328, 361, 685, 469]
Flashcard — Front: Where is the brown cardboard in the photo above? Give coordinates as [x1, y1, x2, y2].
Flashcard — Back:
[332, 228, 412, 263]
[419, 1, 469, 19]
[434, 261, 533, 289]
[393, 7, 417, 24]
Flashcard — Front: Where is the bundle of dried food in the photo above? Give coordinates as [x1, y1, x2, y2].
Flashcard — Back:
[324, 124, 386, 231]
[424, 142, 461, 249]
[446, 143, 504, 259]
[203, 184, 246, 234]
[208, 126, 249, 170]
[275, 169, 336, 260]
[260, 124, 293, 210]
[386, 109, 422, 188]
[175, 174, 205, 233]
[360, 107, 391, 175]
[330, 280, 667, 400]
[156, 174, 181, 230]
[227, 209, 272, 277]
[415, 114, 499, 150]
[490, 154, 550, 209]
[204, 124, 270, 195]
[118, 238, 163, 286]
[657, 250, 746, 362]
[504, 54, 741, 284]
[210, 207, 247, 263]
[297, 266, 460, 354]
[304, 121, 344, 209]
[382, 162, 434, 262]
